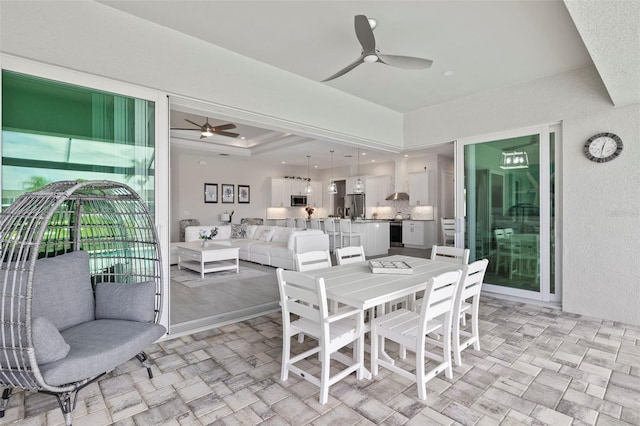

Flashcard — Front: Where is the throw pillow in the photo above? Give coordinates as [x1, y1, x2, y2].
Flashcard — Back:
[95, 281, 155, 323]
[258, 228, 276, 242]
[230, 223, 247, 239]
[32, 316, 71, 364]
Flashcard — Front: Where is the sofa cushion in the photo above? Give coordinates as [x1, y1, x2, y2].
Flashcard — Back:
[250, 242, 273, 256]
[269, 243, 292, 260]
[257, 228, 276, 242]
[40, 320, 166, 386]
[32, 316, 70, 365]
[95, 281, 155, 323]
[245, 225, 259, 240]
[271, 227, 294, 243]
[32, 251, 95, 331]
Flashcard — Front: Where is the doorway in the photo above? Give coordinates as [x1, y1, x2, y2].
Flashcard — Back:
[455, 124, 559, 303]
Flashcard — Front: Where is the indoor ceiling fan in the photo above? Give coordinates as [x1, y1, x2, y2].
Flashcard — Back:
[171, 118, 239, 139]
[322, 14, 433, 82]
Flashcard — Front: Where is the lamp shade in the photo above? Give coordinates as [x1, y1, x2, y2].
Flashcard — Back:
[221, 213, 230, 222]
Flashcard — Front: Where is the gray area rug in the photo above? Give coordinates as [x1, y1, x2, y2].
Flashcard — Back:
[171, 264, 271, 288]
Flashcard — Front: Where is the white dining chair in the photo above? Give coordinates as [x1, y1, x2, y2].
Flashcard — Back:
[295, 250, 332, 272]
[276, 268, 364, 404]
[339, 219, 362, 247]
[371, 270, 462, 400]
[323, 219, 341, 251]
[431, 245, 470, 264]
[441, 218, 456, 246]
[295, 218, 307, 229]
[451, 259, 488, 365]
[334, 246, 366, 265]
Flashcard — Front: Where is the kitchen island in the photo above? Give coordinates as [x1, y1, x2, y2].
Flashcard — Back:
[349, 220, 390, 256]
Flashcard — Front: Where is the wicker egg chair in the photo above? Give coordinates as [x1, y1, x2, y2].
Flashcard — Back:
[0, 180, 165, 425]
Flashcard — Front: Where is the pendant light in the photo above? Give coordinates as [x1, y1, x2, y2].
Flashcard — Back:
[327, 150, 337, 194]
[304, 155, 314, 195]
[353, 148, 364, 193]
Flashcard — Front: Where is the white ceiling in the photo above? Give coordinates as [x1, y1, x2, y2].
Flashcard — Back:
[100, 0, 638, 167]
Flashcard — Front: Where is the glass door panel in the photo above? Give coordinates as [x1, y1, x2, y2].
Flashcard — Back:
[457, 125, 559, 303]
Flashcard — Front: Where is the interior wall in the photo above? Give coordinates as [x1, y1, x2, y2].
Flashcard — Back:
[405, 66, 640, 326]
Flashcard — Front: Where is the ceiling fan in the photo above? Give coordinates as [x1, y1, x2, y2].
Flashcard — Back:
[171, 118, 239, 139]
[322, 14, 433, 82]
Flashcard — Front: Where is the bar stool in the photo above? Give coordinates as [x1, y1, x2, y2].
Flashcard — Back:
[339, 219, 362, 247]
[310, 218, 321, 230]
[295, 218, 307, 229]
[324, 219, 341, 251]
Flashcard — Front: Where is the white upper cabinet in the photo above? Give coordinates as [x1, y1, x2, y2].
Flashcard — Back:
[308, 180, 323, 207]
[365, 175, 391, 207]
[408, 171, 433, 206]
[269, 178, 289, 207]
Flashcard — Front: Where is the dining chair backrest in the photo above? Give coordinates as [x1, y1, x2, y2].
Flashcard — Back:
[324, 219, 337, 232]
[418, 270, 463, 336]
[295, 250, 332, 271]
[295, 218, 307, 229]
[504, 228, 514, 237]
[277, 268, 328, 328]
[456, 259, 489, 311]
[286, 218, 295, 228]
[494, 229, 505, 239]
[334, 246, 366, 265]
[431, 245, 470, 264]
[441, 218, 456, 246]
[310, 218, 321, 230]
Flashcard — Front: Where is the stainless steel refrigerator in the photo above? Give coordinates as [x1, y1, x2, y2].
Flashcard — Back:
[344, 194, 365, 219]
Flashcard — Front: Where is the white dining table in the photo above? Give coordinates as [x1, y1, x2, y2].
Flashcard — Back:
[304, 254, 464, 377]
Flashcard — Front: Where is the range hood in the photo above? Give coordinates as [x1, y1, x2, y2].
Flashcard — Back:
[386, 158, 410, 201]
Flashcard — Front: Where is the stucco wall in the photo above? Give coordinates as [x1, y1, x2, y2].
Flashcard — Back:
[405, 67, 640, 326]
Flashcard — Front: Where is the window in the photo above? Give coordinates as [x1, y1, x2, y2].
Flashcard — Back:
[1, 71, 155, 211]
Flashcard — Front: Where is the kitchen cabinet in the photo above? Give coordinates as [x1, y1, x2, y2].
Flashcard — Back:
[308, 180, 323, 207]
[269, 178, 289, 207]
[345, 176, 366, 195]
[408, 171, 433, 206]
[351, 221, 390, 256]
[402, 220, 436, 249]
[365, 175, 391, 208]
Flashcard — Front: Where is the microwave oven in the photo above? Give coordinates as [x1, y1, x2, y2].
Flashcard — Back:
[290, 195, 307, 207]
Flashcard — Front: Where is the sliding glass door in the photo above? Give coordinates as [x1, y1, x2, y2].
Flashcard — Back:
[456, 125, 559, 302]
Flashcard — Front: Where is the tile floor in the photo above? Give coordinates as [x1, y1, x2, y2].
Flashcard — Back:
[4, 294, 639, 425]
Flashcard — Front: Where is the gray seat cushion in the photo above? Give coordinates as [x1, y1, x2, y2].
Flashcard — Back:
[95, 281, 155, 323]
[32, 316, 70, 364]
[31, 251, 95, 331]
[40, 320, 166, 386]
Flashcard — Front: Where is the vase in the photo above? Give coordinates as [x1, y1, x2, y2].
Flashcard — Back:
[308, 214, 312, 220]
[202, 240, 209, 248]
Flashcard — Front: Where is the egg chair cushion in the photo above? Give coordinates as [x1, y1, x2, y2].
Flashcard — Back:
[31, 251, 95, 331]
[95, 281, 155, 323]
[32, 316, 70, 365]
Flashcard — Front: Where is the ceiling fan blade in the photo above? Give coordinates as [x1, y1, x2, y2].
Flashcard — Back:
[213, 123, 237, 131]
[217, 131, 240, 138]
[184, 118, 204, 128]
[321, 55, 365, 82]
[377, 54, 433, 70]
[354, 15, 376, 53]
[171, 127, 200, 131]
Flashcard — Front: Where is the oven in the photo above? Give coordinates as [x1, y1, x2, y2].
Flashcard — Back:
[389, 220, 403, 247]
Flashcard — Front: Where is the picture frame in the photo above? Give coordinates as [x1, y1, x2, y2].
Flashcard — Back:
[221, 184, 234, 203]
[238, 185, 250, 204]
[204, 183, 218, 203]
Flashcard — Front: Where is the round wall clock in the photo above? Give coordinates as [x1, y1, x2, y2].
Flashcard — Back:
[583, 132, 623, 163]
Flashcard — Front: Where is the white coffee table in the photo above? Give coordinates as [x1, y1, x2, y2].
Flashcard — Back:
[176, 242, 239, 279]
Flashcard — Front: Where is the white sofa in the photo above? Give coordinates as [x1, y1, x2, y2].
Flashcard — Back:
[170, 224, 329, 271]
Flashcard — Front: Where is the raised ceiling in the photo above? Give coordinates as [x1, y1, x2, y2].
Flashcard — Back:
[100, 1, 637, 166]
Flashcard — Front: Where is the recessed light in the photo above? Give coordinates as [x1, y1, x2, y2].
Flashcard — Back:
[314, 165, 318, 168]
[361, 152, 366, 155]
[371, 159, 375, 162]
[281, 161, 286, 164]
[240, 136, 245, 140]
[443, 70, 455, 77]
[344, 155, 352, 158]
[404, 154, 409, 157]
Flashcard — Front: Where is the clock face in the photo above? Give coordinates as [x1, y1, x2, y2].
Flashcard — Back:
[584, 133, 623, 163]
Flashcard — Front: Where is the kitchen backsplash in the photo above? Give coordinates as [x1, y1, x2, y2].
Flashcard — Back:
[266, 203, 435, 220]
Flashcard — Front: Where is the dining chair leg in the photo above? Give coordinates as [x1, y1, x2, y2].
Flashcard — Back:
[281, 334, 291, 381]
[319, 348, 330, 404]
[471, 301, 481, 351]
[443, 318, 454, 379]
[416, 345, 427, 401]
[371, 326, 379, 376]
[453, 313, 462, 366]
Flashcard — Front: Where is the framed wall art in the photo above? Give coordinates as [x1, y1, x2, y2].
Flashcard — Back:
[222, 184, 234, 203]
[204, 183, 218, 203]
[238, 185, 250, 203]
